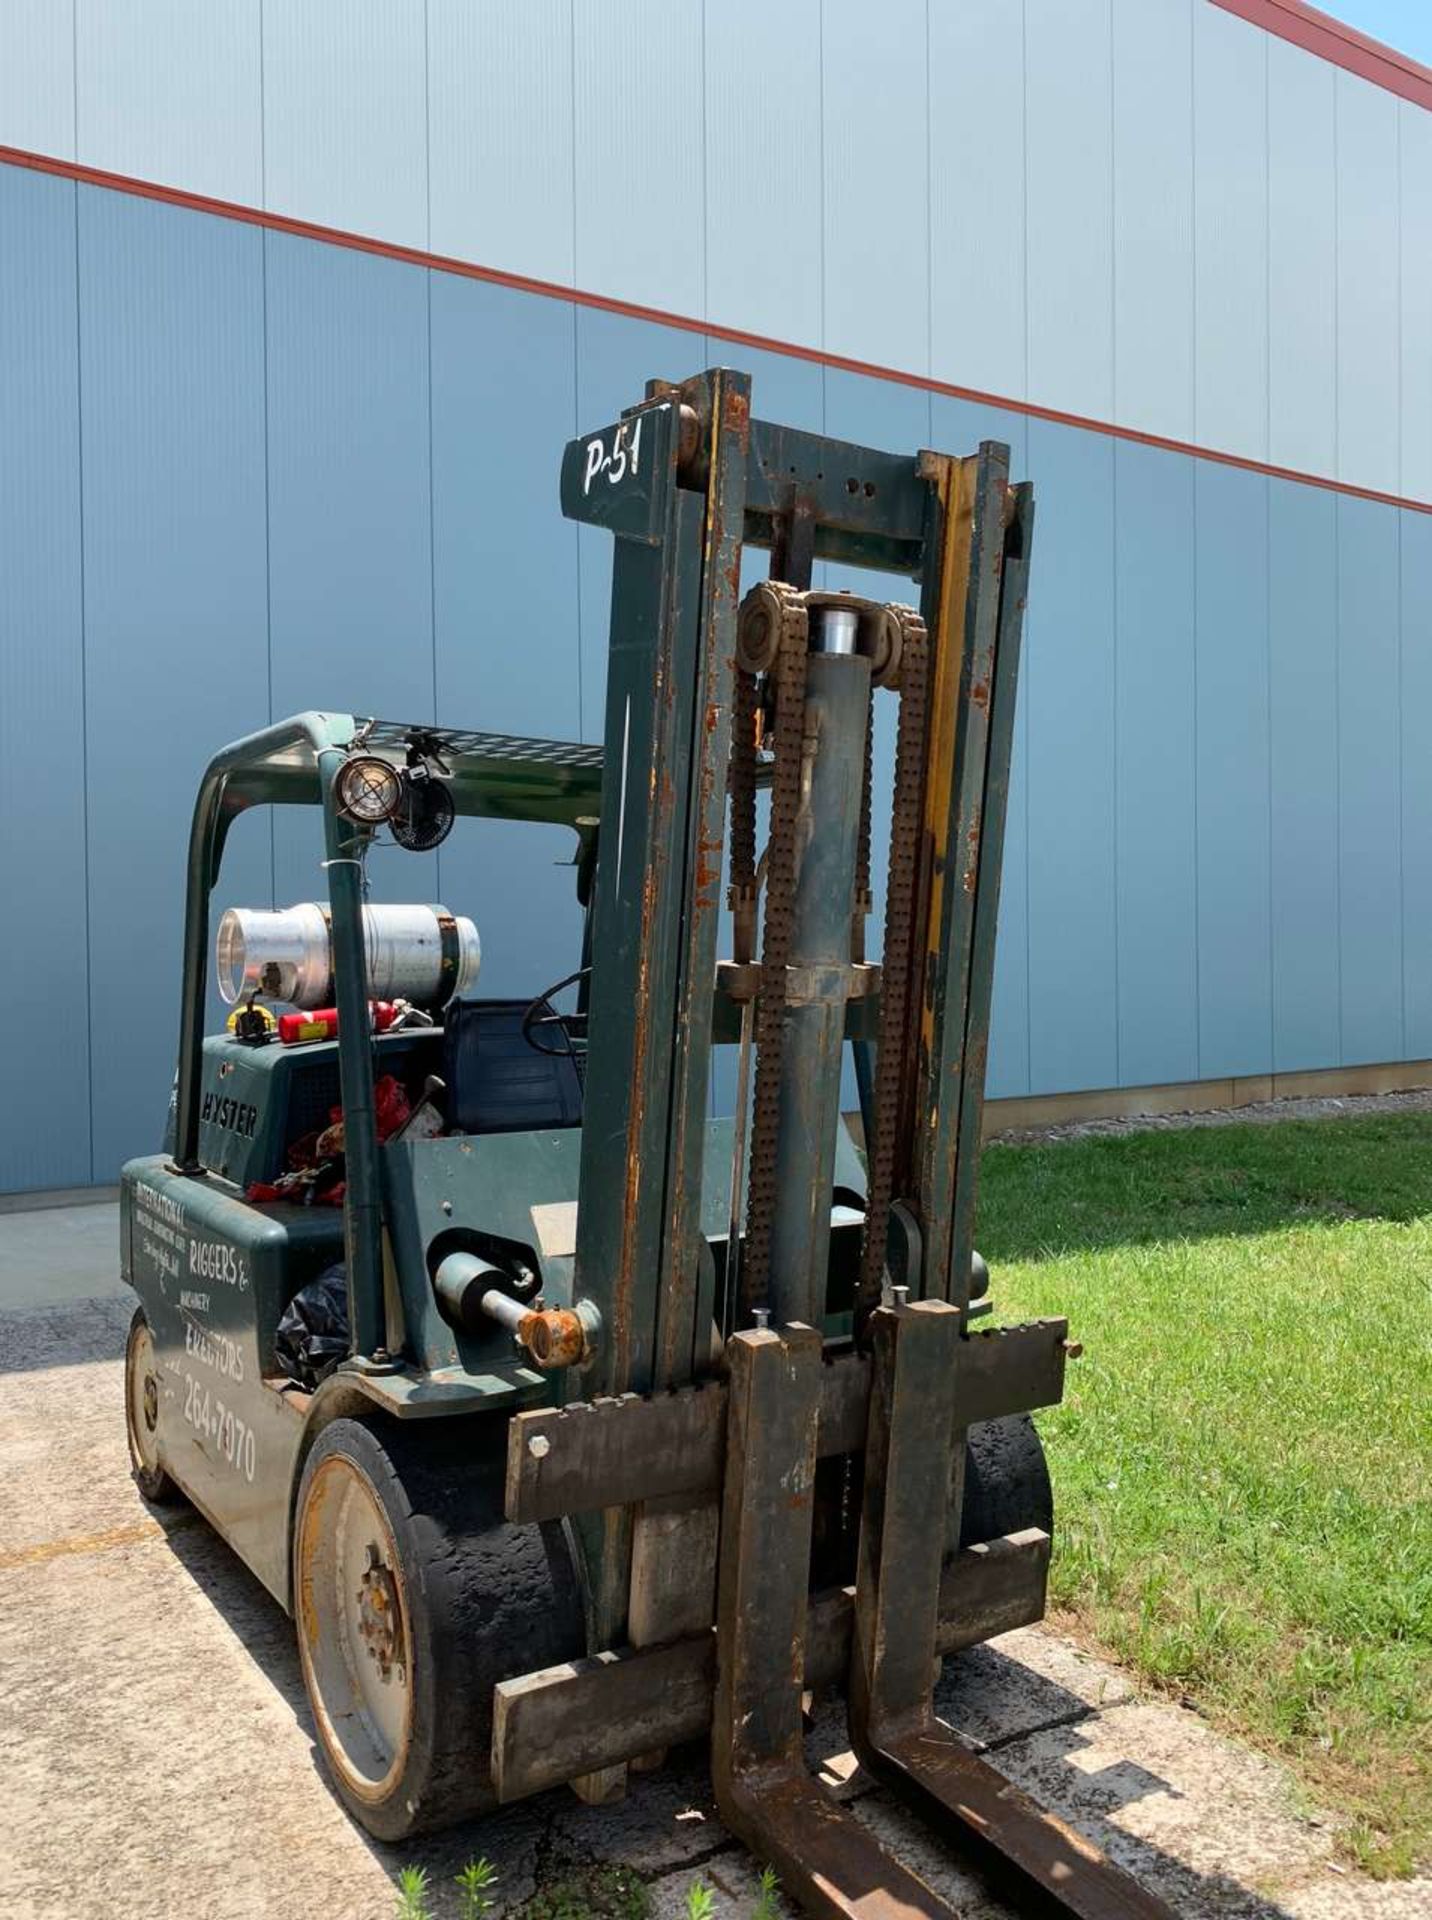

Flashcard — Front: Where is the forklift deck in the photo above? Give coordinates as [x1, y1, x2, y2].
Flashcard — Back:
[121, 368, 1174, 1920]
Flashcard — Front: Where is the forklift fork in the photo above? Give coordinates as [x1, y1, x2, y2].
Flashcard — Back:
[713, 1324, 953, 1920]
[712, 1311, 1178, 1920]
[846, 1300, 1178, 1919]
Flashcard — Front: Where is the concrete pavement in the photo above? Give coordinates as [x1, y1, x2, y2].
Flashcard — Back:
[2, 1201, 1428, 1920]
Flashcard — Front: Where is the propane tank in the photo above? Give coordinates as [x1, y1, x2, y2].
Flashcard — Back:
[215, 903, 480, 1010]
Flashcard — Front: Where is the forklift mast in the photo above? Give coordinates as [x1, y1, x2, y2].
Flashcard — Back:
[530, 370, 1170, 1917]
[560, 366, 1029, 1621]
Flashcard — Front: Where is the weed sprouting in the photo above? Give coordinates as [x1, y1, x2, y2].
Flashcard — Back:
[458, 1857, 499, 1920]
[395, 1864, 433, 1920]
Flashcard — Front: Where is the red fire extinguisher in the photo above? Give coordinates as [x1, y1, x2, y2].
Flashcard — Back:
[278, 1002, 399, 1045]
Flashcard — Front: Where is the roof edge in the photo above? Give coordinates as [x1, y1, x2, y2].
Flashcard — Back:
[1, 141, 1427, 520]
[1210, 0, 1432, 110]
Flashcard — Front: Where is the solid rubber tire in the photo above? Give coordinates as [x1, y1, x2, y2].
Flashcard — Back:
[293, 1413, 586, 1842]
[124, 1307, 183, 1506]
[958, 1413, 1054, 1547]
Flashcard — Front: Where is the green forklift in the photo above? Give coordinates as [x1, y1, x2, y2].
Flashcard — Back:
[121, 369, 1170, 1920]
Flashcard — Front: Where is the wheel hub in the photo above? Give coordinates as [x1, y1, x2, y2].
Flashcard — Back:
[356, 1543, 404, 1683]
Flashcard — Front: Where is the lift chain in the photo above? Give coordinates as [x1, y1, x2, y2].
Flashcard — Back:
[728, 665, 760, 965]
[852, 682, 874, 964]
[856, 606, 929, 1315]
[737, 583, 811, 1317]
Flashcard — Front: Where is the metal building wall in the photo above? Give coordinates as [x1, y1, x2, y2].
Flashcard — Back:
[3, 0, 1429, 500]
[1, 0, 1429, 1191]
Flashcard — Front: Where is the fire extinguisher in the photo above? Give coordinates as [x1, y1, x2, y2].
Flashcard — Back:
[278, 1002, 399, 1045]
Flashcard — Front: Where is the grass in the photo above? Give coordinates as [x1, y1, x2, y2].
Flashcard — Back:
[395, 1856, 503, 1920]
[397, 1856, 784, 1919]
[512, 1864, 650, 1920]
[976, 1112, 1432, 1878]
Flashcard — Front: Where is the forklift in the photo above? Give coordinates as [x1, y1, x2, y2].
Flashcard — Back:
[121, 368, 1172, 1920]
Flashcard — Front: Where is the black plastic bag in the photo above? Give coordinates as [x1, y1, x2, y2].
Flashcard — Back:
[275, 1262, 351, 1389]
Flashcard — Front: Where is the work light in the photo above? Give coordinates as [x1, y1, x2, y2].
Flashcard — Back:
[334, 752, 402, 824]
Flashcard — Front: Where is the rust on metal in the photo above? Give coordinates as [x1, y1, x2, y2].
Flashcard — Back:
[916, 454, 976, 1109]
[515, 1306, 588, 1371]
[736, 585, 811, 1317]
[849, 1303, 1177, 1920]
[655, 365, 751, 1391]
[493, 1639, 716, 1803]
[491, 1528, 1051, 1797]
[855, 604, 931, 1316]
[489, 1526, 1051, 1802]
[505, 1322, 1068, 1522]
[712, 1323, 968, 1920]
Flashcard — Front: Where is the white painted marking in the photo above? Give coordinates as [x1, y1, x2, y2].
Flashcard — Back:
[615, 694, 632, 878]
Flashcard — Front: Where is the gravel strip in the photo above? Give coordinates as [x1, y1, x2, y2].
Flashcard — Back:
[988, 1086, 1432, 1147]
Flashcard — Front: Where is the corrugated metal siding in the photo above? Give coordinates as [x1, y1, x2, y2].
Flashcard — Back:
[1401, 103, 1432, 504]
[1113, 0, 1195, 445]
[1401, 511, 1432, 1059]
[929, 4, 1027, 408]
[264, 231, 437, 908]
[429, 270, 585, 1001]
[1336, 73, 1401, 494]
[1114, 442, 1199, 1089]
[76, 187, 272, 1177]
[1268, 35, 1337, 481]
[1194, 2, 1268, 468]
[0, 161, 1430, 1187]
[822, 0, 928, 375]
[1025, 419, 1119, 1095]
[262, 0, 428, 246]
[76, 0, 263, 206]
[0, 168, 88, 1190]
[1194, 463, 1273, 1078]
[1269, 481, 1340, 1072]
[572, 0, 705, 319]
[1, 1, 1426, 503]
[428, 0, 576, 287]
[1336, 495, 1403, 1066]
[1025, 0, 1115, 425]
[0, 0, 75, 160]
[705, 0, 822, 347]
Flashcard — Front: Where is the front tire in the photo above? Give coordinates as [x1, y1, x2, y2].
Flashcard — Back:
[124, 1308, 181, 1505]
[959, 1413, 1053, 1546]
[292, 1414, 585, 1841]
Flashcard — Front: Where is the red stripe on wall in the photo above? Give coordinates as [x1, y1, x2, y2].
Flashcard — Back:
[1210, 0, 1432, 110]
[2, 140, 1428, 519]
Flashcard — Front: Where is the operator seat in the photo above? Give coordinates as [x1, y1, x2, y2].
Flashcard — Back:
[440, 999, 583, 1136]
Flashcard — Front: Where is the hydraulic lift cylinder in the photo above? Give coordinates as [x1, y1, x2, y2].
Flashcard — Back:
[767, 628, 872, 1328]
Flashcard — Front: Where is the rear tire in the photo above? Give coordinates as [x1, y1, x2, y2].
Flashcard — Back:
[292, 1413, 585, 1842]
[124, 1307, 182, 1505]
